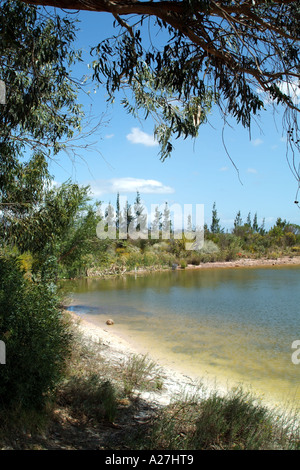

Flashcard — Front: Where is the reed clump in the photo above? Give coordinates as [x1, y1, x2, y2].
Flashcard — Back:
[132, 387, 300, 450]
[121, 353, 164, 397]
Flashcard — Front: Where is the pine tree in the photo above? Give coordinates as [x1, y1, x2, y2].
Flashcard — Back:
[130, 192, 147, 239]
[133, 192, 147, 232]
[234, 211, 243, 230]
[162, 202, 171, 239]
[118, 203, 127, 239]
[259, 218, 266, 236]
[246, 212, 252, 227]
[210, 202, 222, 234]
[124, 201, 133, 233]
[187, 214, 193, 232]
[116, 192, 120, 231]
[252, 213, 259, 233]
[104, 202, 116, 239]
[151, 206, 162, 240]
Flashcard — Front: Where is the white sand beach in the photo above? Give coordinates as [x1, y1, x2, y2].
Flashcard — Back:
[68, 311, 229, 408]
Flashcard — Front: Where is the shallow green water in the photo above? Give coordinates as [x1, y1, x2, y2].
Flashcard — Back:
[64, 266, 300, 406]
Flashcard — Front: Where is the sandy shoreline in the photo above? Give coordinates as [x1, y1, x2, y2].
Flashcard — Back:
[86, 255, 300, 278]
[69, 308, 293, 412]
[68, 311, 226, 407]
[185, 255, 300, 270]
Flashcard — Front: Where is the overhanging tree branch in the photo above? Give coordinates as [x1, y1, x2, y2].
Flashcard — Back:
[19, 0, 300, 199]
[20, 1, 299, 113]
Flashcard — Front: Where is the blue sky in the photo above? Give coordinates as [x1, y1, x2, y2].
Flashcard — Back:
[49, 10, 300, 231]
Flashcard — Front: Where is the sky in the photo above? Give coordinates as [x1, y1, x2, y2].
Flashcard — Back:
[48, 9, 300, 231]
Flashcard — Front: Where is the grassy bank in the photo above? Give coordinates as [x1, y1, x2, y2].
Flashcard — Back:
[70, 241, 300, 279]
[85, 253, 300, 279]
[85, 244, 300, 277]
[0, 313, 299, 450]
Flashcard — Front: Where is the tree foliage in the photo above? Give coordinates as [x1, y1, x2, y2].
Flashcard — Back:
[0, 1, 88, 411]
[20, 1, 300, 195]
[0, 1, 82, 183]
[0, 1, 86, 254]
[56, 199, 102, 277]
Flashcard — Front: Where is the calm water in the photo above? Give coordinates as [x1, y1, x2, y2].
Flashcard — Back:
[64, 266, 300, 406]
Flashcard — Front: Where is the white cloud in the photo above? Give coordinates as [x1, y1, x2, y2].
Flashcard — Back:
[278, 79, 300, 105]
[105, 133, 114, 139]
[219, 166, 229, 172]
[252, 138, 263, 147]
[257, 78, 300, 106]
[88, 177, 175, 196]
[126, 127, 158, 147]
[247, 168, 258, 174]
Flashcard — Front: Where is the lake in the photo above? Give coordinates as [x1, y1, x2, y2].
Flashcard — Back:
[64, 265, 300, 407]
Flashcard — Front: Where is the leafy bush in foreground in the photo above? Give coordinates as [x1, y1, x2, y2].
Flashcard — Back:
[0, 256, 72, 410]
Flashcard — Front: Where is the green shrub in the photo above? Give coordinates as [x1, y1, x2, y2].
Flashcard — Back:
[125, 251, 143, 269]
[284, 232, 297, 247]
[199, 240, 220, 255]
[186, 254, 201, 265]
[0, 256, 72, 410]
